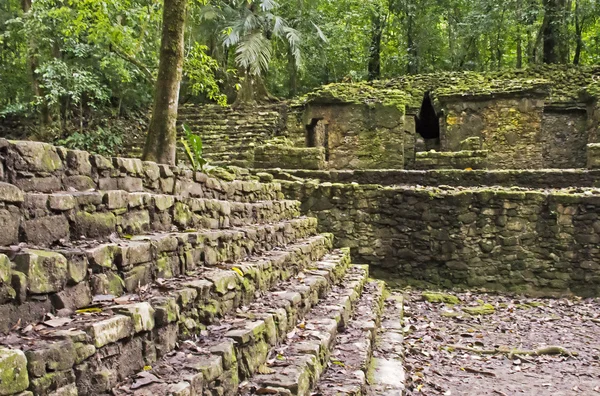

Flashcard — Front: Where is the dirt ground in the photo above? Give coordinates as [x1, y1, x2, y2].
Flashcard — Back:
[401, 289, 600, 395]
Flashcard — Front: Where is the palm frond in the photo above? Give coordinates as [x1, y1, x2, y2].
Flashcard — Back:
[235, 32, 272, 75]
[260, 0, 279, 12]
[312, 21, 328, 43]
[282, 26, 302, 68]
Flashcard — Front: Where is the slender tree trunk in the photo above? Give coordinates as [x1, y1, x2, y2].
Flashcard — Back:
[367, 10, 384, 81]
[573, 0, 584, 64]
[407, 11, 418, 74]
[288, 50, 298, 97]
[542, 0, 568, 63]
[143, 0, 187, 165]
[21, 0, 51, 126]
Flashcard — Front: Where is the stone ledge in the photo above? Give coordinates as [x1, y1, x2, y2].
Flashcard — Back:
[315, 280, 386, 395]
[0, 238, 341, 395]
[245, 265, 370, 396]
[367, 294, 405, 395]
[0, 139, 283, 203]
[0, 218, 321, 332]
[0, 184, 301, 246]
[109, 248, 351, 396]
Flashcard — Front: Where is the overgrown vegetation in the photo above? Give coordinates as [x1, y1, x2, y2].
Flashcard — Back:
[1, 0, 600, 141]
[180, 124, 207, 171]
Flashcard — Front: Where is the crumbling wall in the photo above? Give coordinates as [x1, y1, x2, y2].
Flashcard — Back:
[301, 103, 405, 169]
[437, 95, 547, 169]
[281, 180, 600, 296]
[541, 106, 588, 168]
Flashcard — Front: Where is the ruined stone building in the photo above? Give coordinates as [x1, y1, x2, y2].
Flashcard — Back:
[0, 65, 599, 395]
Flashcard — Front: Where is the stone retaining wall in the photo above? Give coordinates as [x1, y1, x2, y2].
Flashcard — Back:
[255, 168, 600, 188]
[281, 181, 600, 296]
[0, 139, 283, 202]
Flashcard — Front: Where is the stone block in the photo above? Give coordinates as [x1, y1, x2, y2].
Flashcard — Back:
[112, 302, 155, 333]
[71, 211, 117, 238]
[0, 182, 24, 203]
[104, 190, 128, 210]
[117, 176, 143, 192]
[0, 347, 29, 395]
[121, 210, 150, 235]
[65, 149, 92, 175]
[123, 264, 153, 292]
[63, 175, 96, 191]
[23, 215, 70, 246]
[89, 271, 124, 296]
[587, 143, 600, 169]
[14, 176, 62, 192]
[50, 281, 93, 310]
[87, 244, 118, 270]
[85, 315, 133, 348]
[25, 340, 76, 377]
[48, 194, 76, 211]
[0, 255, 11, 284]
[9, 141, 64, 173]
[0, 209, 20, 246]
[153, 195, 175, 211]
[14, 250, 69, 294]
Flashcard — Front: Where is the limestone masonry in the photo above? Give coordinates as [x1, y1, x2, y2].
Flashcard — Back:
[2, 65, 600, 395]
[0, 139, 403, 395]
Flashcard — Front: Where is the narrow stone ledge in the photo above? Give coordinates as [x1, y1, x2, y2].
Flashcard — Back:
[244, 265, 370, 396]
[111, 248, 352, 396]
[0, 235, 334, 395]
[315, 280, 386, 395]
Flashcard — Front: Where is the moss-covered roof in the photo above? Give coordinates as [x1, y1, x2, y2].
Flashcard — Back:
[377, 65, 600, 108]
[291, 82, 408, 112]
[430, 77, 550, 100]
[294, 65, 600, 112]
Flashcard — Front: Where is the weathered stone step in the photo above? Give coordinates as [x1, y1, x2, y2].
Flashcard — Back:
[366, 293, 405, 396]
[241, 265, 370, 396]
[209, 159, 253, 168]
[1, 140, 282, 202]
[0, 236, 336, 395]
[204, 143, 262, 154]
[0, 185, 300, 246]
[315, 280, 386, 395]
[204, 150, 252, 159]
[0, 218, 319, 332]
[111, 249, 353, 396]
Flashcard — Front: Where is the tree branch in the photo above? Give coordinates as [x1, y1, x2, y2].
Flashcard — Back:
[110, 45, 155, 85]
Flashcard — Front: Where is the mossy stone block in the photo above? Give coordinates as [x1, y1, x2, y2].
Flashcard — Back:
[422, 292, 460, 305]
[0, 347, 29, 395]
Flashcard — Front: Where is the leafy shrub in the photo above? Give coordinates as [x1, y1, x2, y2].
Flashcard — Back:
[56, 125, 123, 156]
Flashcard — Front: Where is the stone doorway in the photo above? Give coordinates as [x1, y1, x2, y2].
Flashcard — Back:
[416, 92, 441, 151]
[306, 118, 330, 161]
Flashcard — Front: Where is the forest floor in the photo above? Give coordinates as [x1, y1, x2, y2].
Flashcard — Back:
[401, 289, 600, 395]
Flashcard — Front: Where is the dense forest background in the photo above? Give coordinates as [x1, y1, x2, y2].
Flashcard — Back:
[1, 0, 599, 151]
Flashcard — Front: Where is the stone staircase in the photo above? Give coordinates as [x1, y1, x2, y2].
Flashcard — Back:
[0, 140, 404, 396]
[177, 104, 285, 168]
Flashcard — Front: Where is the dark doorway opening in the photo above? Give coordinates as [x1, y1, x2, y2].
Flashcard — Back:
[306, 118, 330, 161]
[416, 92, 440, 140]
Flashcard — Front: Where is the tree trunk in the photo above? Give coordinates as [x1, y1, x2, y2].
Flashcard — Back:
[367, 10, 383, 81]
[542, 0, 568, 63]
[407, 11, 418, 74]
[573, 0, 584, 65]
[143, 0, 187, 165]
[21, 0, 51, 126]
[233, 71, 277, 108]
[288, 50, 298, 97]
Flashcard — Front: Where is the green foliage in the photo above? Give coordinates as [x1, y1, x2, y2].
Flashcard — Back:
[180, 124, 208, 171]
[56, 125, 123, 156]
[185, 43, 227, 106]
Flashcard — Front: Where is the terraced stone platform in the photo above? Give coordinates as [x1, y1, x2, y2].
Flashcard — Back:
[0, 141, 405, 396]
